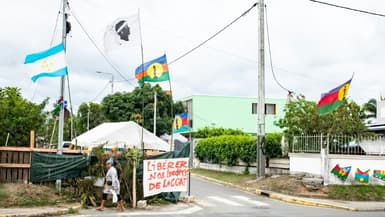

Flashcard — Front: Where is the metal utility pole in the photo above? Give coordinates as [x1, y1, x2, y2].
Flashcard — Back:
[96, 71, 114, 94]
[56, 0, 68, 192]
[153, 91, 157, 135]
[257, 0, 266, 178]
[87, 103, 90, 131]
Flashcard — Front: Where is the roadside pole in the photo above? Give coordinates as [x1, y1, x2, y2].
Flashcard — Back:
[56, 0, 67, 192]
[257, 0, 266, 178]
[188, 130, 192, 196]
[132, 159, 137, 208]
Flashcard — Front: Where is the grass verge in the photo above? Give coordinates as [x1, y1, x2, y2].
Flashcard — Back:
[328, 185, 385, 201]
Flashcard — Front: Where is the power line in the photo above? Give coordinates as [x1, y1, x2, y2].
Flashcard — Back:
[168, 2, 258, 65]
[265, 5, 294, 94]
[91, 81, 111, 102]
[69, 6, 136, 86]
[309, 0, 385, 18]
[49, 0, 62, 47]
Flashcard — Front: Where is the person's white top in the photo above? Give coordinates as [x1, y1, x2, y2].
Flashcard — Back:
[104, 166, 120, 194]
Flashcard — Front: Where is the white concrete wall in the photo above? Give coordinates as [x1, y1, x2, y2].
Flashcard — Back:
[290, 153, 385, 185]
[289, 153, 322, 176]
[328, 155, 385, 185]
[198, 162, 257, 174]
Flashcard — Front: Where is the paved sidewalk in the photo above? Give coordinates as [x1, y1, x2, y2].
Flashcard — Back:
[192, 173, 385, 212]
[0, 204, 81, 217]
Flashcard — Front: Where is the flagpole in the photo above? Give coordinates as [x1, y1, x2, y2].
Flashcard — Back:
[138, 9, 146, 204]
[56, 0, 68, 193]
[138, 9, 145, 159]
[168, 77, 174, 151]
[153, 91, 157, 135]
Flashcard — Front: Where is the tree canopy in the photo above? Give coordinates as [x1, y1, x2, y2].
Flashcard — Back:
[76, 102, 107, 135]
[362, 98, 377, 120]
[0, 87, 48, 146]
[276, 95, 367, 136]
[100, 84, 184, 136]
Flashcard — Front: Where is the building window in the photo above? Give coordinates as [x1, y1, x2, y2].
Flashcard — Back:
[252, 103, 276, 115]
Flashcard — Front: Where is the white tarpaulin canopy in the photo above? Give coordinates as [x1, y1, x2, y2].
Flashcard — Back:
[72, 121, 170, 151]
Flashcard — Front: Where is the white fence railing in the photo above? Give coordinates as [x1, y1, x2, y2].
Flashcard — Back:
[292, 135, 385, 156]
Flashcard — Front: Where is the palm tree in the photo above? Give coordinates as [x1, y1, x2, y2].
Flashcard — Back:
[362, 98, 377, 119]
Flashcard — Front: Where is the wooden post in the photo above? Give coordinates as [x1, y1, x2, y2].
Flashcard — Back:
[30, 131, 35, 149]
[132, 160, 136, 208]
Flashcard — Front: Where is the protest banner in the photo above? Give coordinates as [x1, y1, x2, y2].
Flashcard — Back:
[143, 157, 189, 197]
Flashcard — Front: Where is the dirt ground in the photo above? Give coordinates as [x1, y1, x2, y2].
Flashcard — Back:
[0, 183, 60, 207]
[245, 175, 329, 198]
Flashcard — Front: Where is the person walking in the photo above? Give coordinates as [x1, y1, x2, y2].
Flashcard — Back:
[97, 158, 124, 211]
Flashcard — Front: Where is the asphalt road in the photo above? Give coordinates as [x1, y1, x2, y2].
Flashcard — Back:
[67, 176, 385, 217]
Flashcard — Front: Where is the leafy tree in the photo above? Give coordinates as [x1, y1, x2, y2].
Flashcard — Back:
[362, 98, 377, 119]
[76, 102, 107, 135]
[101, 84, 184, 136]
[276, 95, 367, 136]
[0, 87, 48, 146]
[194, 127, 246, 138]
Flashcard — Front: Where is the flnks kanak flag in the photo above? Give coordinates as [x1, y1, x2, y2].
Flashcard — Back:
[135, 54, 169, 86]
[317, 79, 352, 115]
[24, 43, 68, 82]
[104, 14, 141, 52]
[173, 112, 189, 134]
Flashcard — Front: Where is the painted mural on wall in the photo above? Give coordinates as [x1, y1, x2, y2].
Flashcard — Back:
[331, 164, 351, 181]
[373, 170, 385, 181]
[355, 168, 370, 183]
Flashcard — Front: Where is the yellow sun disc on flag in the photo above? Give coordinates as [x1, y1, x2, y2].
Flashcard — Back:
[147, 63, 164, 79]
[173, 116, 182, 129]
[338, 83, 350, 100]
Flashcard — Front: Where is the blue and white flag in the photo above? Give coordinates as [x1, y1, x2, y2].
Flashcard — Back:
[24, 43, 68, 82]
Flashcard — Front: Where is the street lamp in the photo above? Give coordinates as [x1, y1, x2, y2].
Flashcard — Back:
[96, 71, 114, 94]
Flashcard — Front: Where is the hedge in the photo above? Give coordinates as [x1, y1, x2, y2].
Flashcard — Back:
[193, 127, 245, 138]
[194, 134, 282, 166]
[195, 135, 256, 166]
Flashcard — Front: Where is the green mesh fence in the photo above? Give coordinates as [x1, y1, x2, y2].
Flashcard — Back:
[30, 152, 89, 182]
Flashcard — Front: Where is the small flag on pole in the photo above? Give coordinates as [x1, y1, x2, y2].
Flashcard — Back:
[317, 78, 352, 115]
[135, 54, 170, 86]
[24, 43, 68, 82]
[173, 112, 189, 134]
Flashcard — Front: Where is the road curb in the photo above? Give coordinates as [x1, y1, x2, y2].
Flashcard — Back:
[255, 189, 358, 211]
[0, 204, 82, 217]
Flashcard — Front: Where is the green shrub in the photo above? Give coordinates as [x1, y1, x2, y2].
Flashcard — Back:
[194, 127, 246, 138]
[195, 133, 283, 167]
[195, 135, 256, 166]
[265, 133, 282, 159]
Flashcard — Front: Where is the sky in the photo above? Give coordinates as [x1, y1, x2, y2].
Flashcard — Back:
[1, 0, 385, 111]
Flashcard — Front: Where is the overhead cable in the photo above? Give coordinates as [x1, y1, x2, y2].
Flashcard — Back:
[69, 6, 136, 86]
[309, 0, 385, 18]
[169, 2, 258, 65]
[265, 5, 294, 94]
